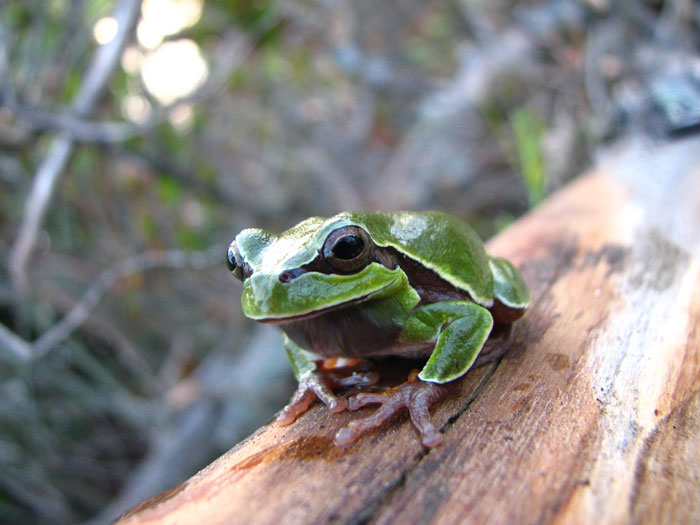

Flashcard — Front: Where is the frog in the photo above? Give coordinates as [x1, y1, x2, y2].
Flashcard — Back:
[227, 211, 530, 447]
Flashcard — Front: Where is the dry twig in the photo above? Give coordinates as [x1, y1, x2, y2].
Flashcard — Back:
[0, 246, 223, 362]
[8, 0, 142, 291]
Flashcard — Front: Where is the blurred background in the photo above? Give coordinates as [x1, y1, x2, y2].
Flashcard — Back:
[0, 0, 698, 523]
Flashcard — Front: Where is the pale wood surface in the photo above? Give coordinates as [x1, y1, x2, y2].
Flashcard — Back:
[117, 137, 700, 525]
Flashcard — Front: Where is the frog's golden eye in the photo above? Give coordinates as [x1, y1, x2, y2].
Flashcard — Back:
[322, 226, 372, 274]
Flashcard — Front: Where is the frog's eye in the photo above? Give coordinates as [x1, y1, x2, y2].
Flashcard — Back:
[227, 242, 248, 281]
[322, 226, 372, 274]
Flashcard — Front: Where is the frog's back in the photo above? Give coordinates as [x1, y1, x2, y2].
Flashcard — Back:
[343, 211, 494, 306]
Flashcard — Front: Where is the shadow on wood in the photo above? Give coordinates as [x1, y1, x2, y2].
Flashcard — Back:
[117, 137, 700, 525]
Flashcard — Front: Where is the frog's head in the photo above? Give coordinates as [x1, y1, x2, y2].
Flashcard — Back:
[227, 215, 401, 322]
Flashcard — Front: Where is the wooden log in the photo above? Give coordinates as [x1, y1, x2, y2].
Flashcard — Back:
[117, 137, 700, 525]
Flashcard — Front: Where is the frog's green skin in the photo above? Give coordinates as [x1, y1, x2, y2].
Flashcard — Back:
[228, 211, 529, 444]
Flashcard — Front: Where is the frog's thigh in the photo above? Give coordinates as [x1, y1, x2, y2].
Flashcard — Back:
[403, 301, 494, 383]
[490, 256, 530, 308]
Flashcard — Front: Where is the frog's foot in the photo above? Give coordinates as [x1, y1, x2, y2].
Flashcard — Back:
[276, 369, 379, 425]
[335, 379, 448, 447]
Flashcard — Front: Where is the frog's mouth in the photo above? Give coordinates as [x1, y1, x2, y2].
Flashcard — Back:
[256, 280, 396, 325]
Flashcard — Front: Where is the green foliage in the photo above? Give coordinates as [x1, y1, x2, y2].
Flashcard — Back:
[210, 0, 282, 46]
[176, 224, 209, 251]
[137, 210, 160, 243]
[222, 0, 275, 28]
[405, 10, 457, 75]
[4, 2, 33, 30]
[157, 176, 183, 206]
[262, 47, 287, 82]
[511, 107, 547, 207]
[0, 343, 149, 523]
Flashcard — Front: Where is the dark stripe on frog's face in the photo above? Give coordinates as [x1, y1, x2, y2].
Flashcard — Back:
[276, 243, 478, 308]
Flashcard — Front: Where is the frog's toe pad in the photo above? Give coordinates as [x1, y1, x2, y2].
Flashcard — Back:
[276, 388, 316, 425]
[335, 380, 447, 447]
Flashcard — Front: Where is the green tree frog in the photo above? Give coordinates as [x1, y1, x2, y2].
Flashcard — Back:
[227, 211, 529, 447]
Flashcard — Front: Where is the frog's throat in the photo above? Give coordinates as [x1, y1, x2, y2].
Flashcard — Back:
[255, 279, 398, 324]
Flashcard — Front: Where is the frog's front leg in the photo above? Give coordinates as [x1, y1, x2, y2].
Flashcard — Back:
[335, 301, 493, 447]
[276, 334, 378, 425]
[409, 301, 494, 382]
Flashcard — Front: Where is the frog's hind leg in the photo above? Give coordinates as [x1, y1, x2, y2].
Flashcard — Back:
[335, 376, 448, 447]
[489, 257, 530, 323]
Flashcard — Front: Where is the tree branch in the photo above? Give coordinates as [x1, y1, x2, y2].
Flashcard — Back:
[0, 246, 223, 362]
[116, 136, 700, 525]
[8, 0, 142, 291]
[32, 246, 223, 357]
[0, 322, 33, 361]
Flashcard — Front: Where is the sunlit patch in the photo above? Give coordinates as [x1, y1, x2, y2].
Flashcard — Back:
[122, 0, 207, 112]
[141, 40, 209, 105]
[93, 16, 118, 45]
[390, 214, 429, 242]
[121, 94, 152, 124]
[121, 45, 142, 74]
[137, 0, 203, 49]
[168, 104, 194, 132]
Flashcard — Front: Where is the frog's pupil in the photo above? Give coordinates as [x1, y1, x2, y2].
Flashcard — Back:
[227, 247, 237, 272]
[333, 235, 364, 260]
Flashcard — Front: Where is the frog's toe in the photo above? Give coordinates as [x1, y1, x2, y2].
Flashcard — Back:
[335, 401, 400, 445]
[308, 375, 348, 413]
[277, 370, 350, 425]
[346, 392, 387, 411]
[334, 380, 448, 447]
[325, 396, 348, 413]
[408, 384, 446, 447]
[334, 427, 359, 445]
[276, 388, 316, 425]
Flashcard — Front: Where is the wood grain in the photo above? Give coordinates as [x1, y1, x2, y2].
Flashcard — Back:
[117, 137, 700, 525]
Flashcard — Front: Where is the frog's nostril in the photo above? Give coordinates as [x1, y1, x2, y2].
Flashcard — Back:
[278, 269, 304, 282]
